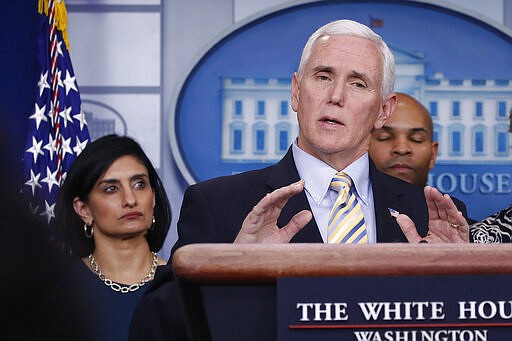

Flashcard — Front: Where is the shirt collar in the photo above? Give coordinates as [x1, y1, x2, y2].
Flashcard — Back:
[292, 139, 370, 205]
[343, 154, 371, 206]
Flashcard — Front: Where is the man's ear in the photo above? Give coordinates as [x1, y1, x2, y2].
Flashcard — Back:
[291, 72, 300, 112]
[429, 141, 439, 170]
[72, 197, 92, 225]
[375, 93, 397, 129]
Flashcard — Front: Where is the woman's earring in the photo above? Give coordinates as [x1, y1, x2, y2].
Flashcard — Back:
[84, 222, 94, 238]
[151, 216, 156, 231]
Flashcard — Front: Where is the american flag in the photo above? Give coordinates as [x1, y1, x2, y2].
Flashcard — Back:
[369, 15, 384, 28]
[23, 0, 90, 224]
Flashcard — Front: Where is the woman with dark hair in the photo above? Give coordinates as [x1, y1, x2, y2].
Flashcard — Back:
[54, 134, 171, 340]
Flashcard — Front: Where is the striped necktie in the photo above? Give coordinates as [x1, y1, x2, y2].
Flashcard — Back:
[328, 172, 368, 244]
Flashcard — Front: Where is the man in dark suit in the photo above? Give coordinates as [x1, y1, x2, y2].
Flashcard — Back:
[130, 19, 468, 341]
[369, 92, 472, 221]
[172, 149, 430, 254]
[171, 20, 462, 254]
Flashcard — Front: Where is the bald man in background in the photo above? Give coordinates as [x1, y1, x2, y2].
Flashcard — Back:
[369, 92, 472, 221]
[370, 93, 437, 187]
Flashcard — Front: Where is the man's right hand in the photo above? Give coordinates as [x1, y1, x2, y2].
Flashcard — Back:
[234, 180, 312, 244]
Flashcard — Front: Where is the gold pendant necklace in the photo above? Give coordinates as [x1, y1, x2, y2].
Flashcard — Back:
[88, 251, 158, 293]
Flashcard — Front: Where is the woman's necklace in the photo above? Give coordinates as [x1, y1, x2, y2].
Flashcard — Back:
[88, 251, 158, 293]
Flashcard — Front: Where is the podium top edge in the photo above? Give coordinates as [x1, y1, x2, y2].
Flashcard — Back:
[172, 243, 512, 284]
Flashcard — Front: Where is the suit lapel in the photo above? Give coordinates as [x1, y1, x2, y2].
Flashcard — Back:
[266, 148, 323, 243]
[370, 160, 428, 242]
[371, 161, 404, 242]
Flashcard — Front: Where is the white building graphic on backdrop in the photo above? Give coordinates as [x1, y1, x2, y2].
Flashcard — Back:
[221, 47, 512, 164]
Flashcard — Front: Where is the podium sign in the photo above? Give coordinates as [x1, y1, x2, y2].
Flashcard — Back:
[173, 244, 512, 341]
[278, 275, 512, 340]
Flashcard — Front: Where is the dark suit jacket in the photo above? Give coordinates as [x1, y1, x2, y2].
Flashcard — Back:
[136, 149, 471, 341]
[171, 148, 430, 256]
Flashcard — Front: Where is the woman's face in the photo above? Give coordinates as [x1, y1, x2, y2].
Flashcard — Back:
[73, 155, 155, 240]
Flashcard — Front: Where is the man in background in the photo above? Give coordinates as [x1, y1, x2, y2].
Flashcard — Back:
[369, 92, 437, 188]
[369, 92, 471, 221]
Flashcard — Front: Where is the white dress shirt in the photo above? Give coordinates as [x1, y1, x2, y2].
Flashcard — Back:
[292, 140, 377, 243]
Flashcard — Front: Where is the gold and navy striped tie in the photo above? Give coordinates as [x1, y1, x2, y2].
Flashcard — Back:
[328, 172, 367, 244]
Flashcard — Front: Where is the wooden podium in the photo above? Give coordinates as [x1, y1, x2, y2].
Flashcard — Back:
[172, 243, 512, 340]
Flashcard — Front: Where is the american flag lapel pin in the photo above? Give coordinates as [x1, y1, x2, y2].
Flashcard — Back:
[388, 208, 399, 218]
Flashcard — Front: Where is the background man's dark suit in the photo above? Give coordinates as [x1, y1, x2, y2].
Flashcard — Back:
[171, 147, 430, 256]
